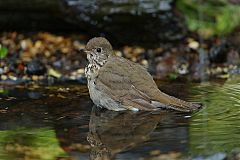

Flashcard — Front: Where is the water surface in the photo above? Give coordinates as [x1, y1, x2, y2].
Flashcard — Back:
[0, 77, 240, 160]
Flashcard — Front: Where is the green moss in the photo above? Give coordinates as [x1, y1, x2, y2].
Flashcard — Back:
[0, 46, 8, 59]
[177, 0, 240, 38]
[0, 128, 67, 160]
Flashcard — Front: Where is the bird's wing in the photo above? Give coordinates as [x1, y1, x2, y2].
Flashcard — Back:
[95, 56, 158, 110]
[96, 56, 201, 112]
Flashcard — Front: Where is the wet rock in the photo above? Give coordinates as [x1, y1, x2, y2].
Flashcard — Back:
[229, 0, 240, 4]
[227, 49, 240, 65]
[0, 68, 3, 74]
[156, 54, 176, 78]
[155, 53, 189, 79]
[227, 149, 240, 160]
[61, 0, 187, 46]
[228, 30, 240, 47]
[26, 60, 46, 75]
[76, 76, 87, 84]
[209, 40, 230, 63]
[229, 67, 240, 75]
[0, 0, 186, 46]
[28, 91, 43, 99]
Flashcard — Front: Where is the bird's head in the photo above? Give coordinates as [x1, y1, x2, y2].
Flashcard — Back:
[85, 37, 113, 65]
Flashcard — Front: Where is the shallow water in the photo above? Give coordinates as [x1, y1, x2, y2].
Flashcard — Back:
[0, 77, 240, 160]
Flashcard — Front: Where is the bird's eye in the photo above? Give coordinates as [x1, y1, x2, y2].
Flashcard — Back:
[96, 48, 102, 53]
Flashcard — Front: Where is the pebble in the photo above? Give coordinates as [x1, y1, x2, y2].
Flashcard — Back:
[77, 68, 85, 74]
[44, 51, 51, 57]
[22, 75, 30, 80]
[73, 40, 85, 50]
[26, 60, 46, 75]
[188, 39, 199, 50]
[1, 75, 7, 80]
[115, 50, 122, 57]
[34, 40, 42, 48]
[0, 68, 3, 74]
[48, 68, 61, 78]
[20, 40, 28, 50]
[131, 57, 137, 62]
[9, 75, 17, 81]
[32, 75, 39, 81]
[140, 59, 148, 67]
[1, 32, 239, 84]
[150, 150, 161, 156]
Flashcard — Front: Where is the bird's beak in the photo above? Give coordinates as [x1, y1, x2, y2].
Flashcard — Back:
[80, 49, 91, 54]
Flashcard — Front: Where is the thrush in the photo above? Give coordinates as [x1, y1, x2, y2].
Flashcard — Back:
[84, 37, 201, 112]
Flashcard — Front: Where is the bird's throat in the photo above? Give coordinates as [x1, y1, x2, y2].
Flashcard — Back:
[85, 56, 108, 80]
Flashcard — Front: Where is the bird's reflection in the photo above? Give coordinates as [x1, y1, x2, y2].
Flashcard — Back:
[87, 106, 187, 160]
[54, 105, 189, 160]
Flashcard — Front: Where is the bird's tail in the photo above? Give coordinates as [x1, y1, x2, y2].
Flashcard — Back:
[154, 91, 202, 112]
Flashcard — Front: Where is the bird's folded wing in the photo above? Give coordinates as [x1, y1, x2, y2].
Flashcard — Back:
[95, 69, 158, 111]
[95, 57, 162, 110]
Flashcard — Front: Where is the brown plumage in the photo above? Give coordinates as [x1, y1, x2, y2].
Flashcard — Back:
[85, 37, 201, 112]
